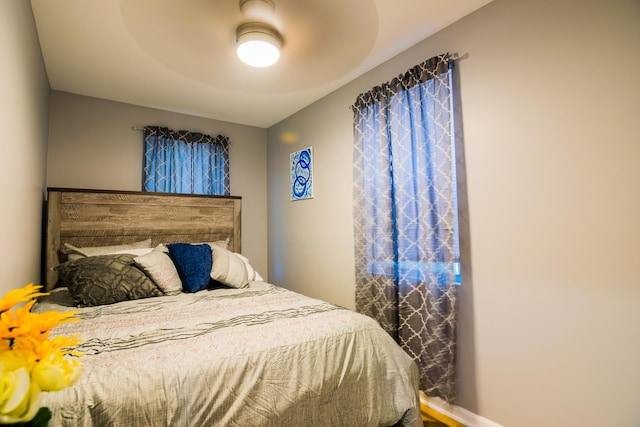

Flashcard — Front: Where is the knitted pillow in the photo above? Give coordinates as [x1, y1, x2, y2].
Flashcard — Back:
[167, 243, 213, 293]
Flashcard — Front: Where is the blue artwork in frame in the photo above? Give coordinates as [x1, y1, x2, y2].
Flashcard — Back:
[290, 147, 313, 201]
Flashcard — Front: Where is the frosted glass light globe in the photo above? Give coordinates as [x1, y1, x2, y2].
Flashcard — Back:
[237, 38, 280, 67]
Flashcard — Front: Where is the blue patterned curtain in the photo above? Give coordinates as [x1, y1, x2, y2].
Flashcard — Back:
[352, 54, 460, 401]
[143, 126, 230, 195]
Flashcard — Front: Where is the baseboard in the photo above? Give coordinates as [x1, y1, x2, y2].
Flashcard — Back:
[419, 391, 503, 427]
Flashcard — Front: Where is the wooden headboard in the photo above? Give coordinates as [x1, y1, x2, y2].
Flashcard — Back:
[45, 188, 241, 291]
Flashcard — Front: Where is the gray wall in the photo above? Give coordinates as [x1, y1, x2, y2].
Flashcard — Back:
[5, 0, 639, 424]
[267, 0, 640, 426]
[0, 1, 50, 294]
[47, 92, 269, 278]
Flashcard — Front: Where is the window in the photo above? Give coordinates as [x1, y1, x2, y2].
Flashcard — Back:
[143, 126, 230, 196]
[353, 56, 460, 289]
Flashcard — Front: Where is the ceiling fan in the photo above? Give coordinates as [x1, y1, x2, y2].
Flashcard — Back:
[235, 0, 283, 67]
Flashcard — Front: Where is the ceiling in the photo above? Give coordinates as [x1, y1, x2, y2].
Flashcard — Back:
[30, 0, 492, 128]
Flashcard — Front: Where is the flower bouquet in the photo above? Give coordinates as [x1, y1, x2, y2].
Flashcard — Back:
[0, 284, 83, 426]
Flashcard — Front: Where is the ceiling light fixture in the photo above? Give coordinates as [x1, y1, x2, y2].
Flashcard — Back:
[236, 0, 282, 67]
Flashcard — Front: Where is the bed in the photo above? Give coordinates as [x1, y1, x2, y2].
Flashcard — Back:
[38, 188, 420, 426]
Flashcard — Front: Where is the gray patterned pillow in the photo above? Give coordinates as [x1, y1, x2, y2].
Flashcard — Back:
[54, 254, 162, 307]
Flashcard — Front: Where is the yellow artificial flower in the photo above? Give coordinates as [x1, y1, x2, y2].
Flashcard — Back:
[0, 284, 47, 314]
[19, 335, 83, 364]
[4, 300, 81, 357]
[0, 307, 35, 343]
[0, 284, 84, 423]
[32, 350, 84, 392]
[0, 352, 41, 423]
[23, 304, 80, 334]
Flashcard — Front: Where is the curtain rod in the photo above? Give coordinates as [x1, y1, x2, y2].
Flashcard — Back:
[131, 126, 233, 145]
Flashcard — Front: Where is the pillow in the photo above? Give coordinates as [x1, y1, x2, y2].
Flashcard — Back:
[236, 253, 264, 282]
[54, 254, 162, 307]
[64, 239, 153, 261]
[110, 248, 154, 257]
[33, 287, 76, 309]
[207, 238, 230, 249]
[184, 238, 228, 249]
[134, 245, 182, 295]
[166, 243, 212, 293]
[210, 245, 249, 289]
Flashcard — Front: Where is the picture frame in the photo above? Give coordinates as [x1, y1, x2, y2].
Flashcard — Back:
[290, 146, 313, 201]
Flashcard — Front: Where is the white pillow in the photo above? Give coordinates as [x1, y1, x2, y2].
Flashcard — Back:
[236, 253, 264, 282]
[210, 246, 249, 289]
[64, 239, 153, 261]
[110, 248, 154, 256]
[134, 245, 182, 295]
[206, 238, 230, 249]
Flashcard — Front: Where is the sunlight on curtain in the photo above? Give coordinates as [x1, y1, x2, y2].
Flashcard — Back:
[352, 53, 460, 402]
[143, 126, 230, 195]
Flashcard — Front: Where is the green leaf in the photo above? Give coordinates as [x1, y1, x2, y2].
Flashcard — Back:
[28, 407, 52, 427]
[8, 407, 52, 427]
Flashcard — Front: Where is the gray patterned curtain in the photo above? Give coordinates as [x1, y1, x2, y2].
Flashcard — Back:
[352, 54, 460, 401]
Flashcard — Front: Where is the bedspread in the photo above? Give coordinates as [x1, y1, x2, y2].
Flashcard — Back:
[33, 283, 420, 426]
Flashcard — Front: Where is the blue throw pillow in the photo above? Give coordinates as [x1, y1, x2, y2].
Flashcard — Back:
[166, 243, 212, 293]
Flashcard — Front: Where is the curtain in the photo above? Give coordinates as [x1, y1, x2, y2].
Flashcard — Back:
[352, 54, 460, 401]
[143, 126, 230, 195]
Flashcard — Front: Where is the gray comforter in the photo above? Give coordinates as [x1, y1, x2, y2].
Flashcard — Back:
[34, 283, 419, 426]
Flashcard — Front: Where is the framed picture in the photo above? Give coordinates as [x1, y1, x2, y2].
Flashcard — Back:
[290, 146, 313, 201]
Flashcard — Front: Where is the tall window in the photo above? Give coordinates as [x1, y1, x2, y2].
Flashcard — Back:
[143, 126, 230, 195]
[352, 54, 460, 401]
